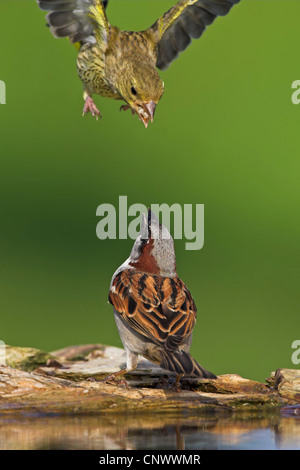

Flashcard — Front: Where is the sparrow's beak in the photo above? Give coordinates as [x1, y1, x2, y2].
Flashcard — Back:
[135, 101, 156, 128]
[140, 212, 148, 240]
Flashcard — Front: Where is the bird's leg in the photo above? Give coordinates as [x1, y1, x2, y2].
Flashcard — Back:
[82, 92, 102, 120]
[120, 104, 135, 116]
[101, 349, 138, 388]
[173, 374, 183, 393]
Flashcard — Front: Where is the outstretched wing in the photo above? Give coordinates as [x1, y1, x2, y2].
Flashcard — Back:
[37, 0, 109, 44]
[109, 269, 197, 351]
[150, 0, 240, 70]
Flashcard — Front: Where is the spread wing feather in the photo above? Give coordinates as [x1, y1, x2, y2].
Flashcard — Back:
[37, 0, 109, 44]
[150, 0, 240, 70]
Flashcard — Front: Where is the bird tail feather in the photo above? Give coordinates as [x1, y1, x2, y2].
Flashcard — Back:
[160, 349, 216, 379]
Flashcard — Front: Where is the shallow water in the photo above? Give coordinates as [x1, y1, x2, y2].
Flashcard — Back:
[0, 408, 299, 450]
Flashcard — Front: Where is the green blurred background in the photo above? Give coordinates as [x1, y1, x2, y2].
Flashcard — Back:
[0, 1, 299, 382]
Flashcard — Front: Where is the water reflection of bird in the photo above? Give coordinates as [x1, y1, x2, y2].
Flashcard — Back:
[175, 425, 185, 450]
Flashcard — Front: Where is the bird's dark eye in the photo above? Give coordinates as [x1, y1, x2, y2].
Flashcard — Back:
[131, 86, 137, 96]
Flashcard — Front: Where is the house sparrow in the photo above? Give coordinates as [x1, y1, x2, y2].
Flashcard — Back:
[37, 0, 240, 127]
[107, 209, 216, 386]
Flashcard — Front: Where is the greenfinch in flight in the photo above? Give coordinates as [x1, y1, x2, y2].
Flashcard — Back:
[37, 0, 240, 127]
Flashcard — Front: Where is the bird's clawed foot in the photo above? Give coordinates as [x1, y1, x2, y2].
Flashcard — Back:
[120, 104, 135, 116]
[100, 370, 129, 388]
[82, 96, 102, 120]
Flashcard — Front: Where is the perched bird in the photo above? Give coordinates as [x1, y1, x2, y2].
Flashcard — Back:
[107, 209, 216, 387]
[37, 0, 240, 127]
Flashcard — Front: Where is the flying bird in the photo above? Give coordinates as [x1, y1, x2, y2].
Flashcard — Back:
[37, 0, 239, 126]
[107, 209, 216, 387]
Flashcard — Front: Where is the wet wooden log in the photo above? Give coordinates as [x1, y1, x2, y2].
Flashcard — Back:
[266, 368, 300, 403]
[0, 344, 299, 417]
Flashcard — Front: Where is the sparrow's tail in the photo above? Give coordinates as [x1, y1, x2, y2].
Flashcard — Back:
[159, 349, 216, 379]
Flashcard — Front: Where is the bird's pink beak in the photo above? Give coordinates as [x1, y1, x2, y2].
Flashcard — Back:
[144, 101, 156, 123]
[136, 100, 156, 128]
